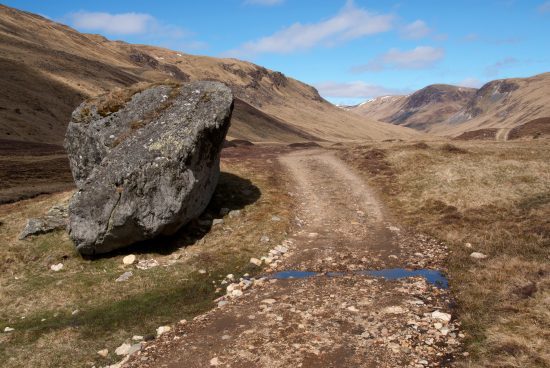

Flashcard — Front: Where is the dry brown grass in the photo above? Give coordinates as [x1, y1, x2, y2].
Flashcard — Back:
[338, 140, 550, 368]
[0, 155, 294, 368]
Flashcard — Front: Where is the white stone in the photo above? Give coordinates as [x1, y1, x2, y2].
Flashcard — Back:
[123, 255, 136, 265]
[115, 343, 131, 356]
[226, 274, 234, 280]
[198, 269, 207, 274]
[260, 235, 270, 243]
[434, 322, 443, 330]
[250, 258, 262, 266]
[50, 263, 63, 272]
[383, 306, 405, 314]
[212, 219, 224, 226]
[431, 310, 452, 322]
[4, 327, 14, 332]
[271, 215, 281, 222]
[136, 259, 159, 270]
[470, 252, 487, 259]
[231, 289, 243, 297]
[228, 210, 241, 218]
[347, 306, 359, 312]
[115, 271, 133, 282]
[210, 357, 220, 366]
[261, 298, 276, 305]
[132, 335, 144, 341]
[97, 349, 109, 357]
[156, 325, 171, 336]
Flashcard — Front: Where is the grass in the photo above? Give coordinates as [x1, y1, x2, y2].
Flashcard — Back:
[338, 139, 550, 368]
[0, 156, 293, 368]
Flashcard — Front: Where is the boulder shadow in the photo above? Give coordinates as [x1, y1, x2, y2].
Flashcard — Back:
[88, 171, 261, 259]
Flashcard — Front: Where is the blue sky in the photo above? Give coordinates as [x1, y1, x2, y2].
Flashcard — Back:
[4, 0, 550, 104]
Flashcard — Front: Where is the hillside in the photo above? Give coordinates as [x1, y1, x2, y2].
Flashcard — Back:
[0, 4, 418, 145]
[433, 73, 550, 137]
[346, 85, 476, 131]
[347, 74, 550, 138]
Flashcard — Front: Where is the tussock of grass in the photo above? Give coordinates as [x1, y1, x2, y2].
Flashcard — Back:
[340, 140, 550, 368]
[0, 158, 293, 367]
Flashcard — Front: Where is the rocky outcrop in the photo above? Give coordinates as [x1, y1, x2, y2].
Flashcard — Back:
[65, 81, 233, 255]
[19, 203, 68, 239]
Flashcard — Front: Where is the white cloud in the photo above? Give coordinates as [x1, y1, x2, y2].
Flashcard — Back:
[457, 77, 483, 88]
[352, 46, 445, 72]
[244, 0, 284, 5]
[226, 1, 394, 56]
[68, 12, 157, 35]
[400, 20, 431, 39]
[538, 1, 550, 13]
[313, 81, 408, 99]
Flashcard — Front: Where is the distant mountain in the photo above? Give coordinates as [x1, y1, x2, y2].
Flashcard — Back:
[0, 4, 418, 145]
[433, 73, 550, 137]
[346, 85, 476, 131]
[347, 74, 550, 138]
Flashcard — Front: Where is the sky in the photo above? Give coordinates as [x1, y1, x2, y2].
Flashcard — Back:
[4, 0, 550, 104]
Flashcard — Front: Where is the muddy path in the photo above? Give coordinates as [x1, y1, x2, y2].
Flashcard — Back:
[124, 149, 462, 368]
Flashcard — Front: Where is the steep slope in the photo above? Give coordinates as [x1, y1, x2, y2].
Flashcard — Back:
[0, 4, 418, 145]
[433, 73, 550, 136]
[347, 85, 476, 131]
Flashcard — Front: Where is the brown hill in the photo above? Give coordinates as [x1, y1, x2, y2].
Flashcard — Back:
[0, 4, 418, 145]
[432, 73, 550, 137]
[348, 74, 550, 138]
[346, 84, 476, 131]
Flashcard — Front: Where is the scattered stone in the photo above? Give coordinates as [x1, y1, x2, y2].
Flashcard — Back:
[115, 271, 133, 282]
[464, 242, 472, 248]
[210, 357, 220, 366]
[71, 309, 79, 315]
[136, 259, 159, 270]
[97, 349, 109, 357]
[231, 289, 243, 297]
[4, 327, 14, 332]
[156, 326, 171, 337]
[115, 343, 131, 356]
[226, 274, 234, 280]
[261, 299, 277, 305]
[431, 311, 452, 322]
[383, 306, 405, 314]
[274, 245, 288, 253]
[347, 306, 359, 312]
[217, 300, 228, 308]
[19, 203, 69, 240]
[127, 343, 142, 355]
[250, 258, 262, 266]
[470, 252, 487, 259]
[50, 263, 63, 272]
[260, 235, 270, 243]
[198, 269, 207, 274]
[65, 81, 234, 255]
[123, 254, 136, 265]
[132, 335, 144, 341]
[143, 334, 155, 342]
[212, 219, 224, 226]
[271, 215, 281, 222]
[228, 210, 241, 218]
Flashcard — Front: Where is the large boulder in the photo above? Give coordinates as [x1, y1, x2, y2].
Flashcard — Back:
[65, 81, 233, 255]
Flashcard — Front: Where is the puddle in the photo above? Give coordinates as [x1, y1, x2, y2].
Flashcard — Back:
[359, 268, 448, 289]
[270, 268, 448, 289]
[269, 270, 318, 279]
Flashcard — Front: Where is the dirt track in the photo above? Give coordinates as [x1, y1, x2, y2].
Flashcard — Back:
[124, 149, 462, 368]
